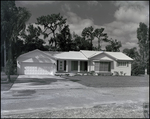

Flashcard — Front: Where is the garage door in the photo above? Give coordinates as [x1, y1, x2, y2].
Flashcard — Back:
[22, 63, 55, 75]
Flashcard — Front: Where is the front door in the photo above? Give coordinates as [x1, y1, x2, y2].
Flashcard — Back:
[58, 60, 64, 71]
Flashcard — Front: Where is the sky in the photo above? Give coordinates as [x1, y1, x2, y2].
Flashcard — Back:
[15, 1, 149, 51]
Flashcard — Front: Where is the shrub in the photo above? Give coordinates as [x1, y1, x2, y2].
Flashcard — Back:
[120, 71, 123, 76]
[114, 71, 119, 76]
[90, 71, 95, 75]
[65, 74, 70, 76]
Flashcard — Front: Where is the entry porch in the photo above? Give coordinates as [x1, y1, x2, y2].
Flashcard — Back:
[56, 60, 88, 73]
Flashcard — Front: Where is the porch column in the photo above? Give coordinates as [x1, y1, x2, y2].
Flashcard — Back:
[88, 61, 90, 72]
[66, 60, 68, 72]
[78, 61, 80, 72]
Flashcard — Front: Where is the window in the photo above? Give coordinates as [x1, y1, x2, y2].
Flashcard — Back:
[94, 62, 100, 71]
[80, 61, 87, 71]
[94, 62, 110, 71]
[100, 62, 110, 71]
[71, 61, 78, 71]
[117, 62, 127, 67]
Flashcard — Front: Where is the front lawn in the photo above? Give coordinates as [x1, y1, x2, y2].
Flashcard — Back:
[65, 75, 149, 88]
[1, 75, 18, 91]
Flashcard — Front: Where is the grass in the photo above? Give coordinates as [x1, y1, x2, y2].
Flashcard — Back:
[65, 75, 149, 88]
[1, 74, 149, 91]
[1, 75, 18, 91]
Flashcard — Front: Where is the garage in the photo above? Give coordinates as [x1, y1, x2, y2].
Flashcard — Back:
[17, 49, 56, 75]
[22, 62, 55, 75]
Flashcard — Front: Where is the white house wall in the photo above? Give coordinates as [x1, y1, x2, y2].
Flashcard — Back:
[111, 61, 131, 76]
[17, 51, 56, 75]
[68, 60, 71, 72]
[88, 53, 132, 76]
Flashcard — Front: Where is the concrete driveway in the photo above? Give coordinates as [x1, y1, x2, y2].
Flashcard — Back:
[10, 75, 87, 90]
[1, 75, 149, 116]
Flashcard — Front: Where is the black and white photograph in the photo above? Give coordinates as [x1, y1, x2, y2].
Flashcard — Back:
[1, 1, 149, 118]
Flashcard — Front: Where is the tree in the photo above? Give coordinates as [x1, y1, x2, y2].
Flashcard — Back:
[123, 47, 139, 59]
[94, 28, 108, 50]
[1, 1, 31, 81]
[123, 47, 142, 75]
[20, 24, 47, 52]
[36, 13, 67, 50]
[72, 33, 91, 51]
[105, 38, 122, 52]
[81, 26, 95, 50]
[137, 22, 149, 74]
[56, 25, 73, 51]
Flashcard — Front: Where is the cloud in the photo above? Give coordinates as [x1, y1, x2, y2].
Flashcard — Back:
[16, 1, 59, 6]
[61, 3, 71, 13]
[64, 12, 95, 35]
[113, 1, 148, 8]
[104, 21, 139, 36]
[98, 1, 149, 50]
[76, 4, 80, 8]
[87, 1, 99, 6]
[63, 11, 140, 50]
[123, 42, 138, 50]
[113, 1, 149, 25]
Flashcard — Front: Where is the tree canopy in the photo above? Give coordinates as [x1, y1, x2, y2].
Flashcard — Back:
[81, 26, 95, 50]
[105, 38, 122, 52]
[94, 28, 108, 50]
[36, 13, 67, 50]
[1, 1, 31, 81]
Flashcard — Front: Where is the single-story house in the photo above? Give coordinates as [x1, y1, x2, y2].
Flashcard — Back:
[17, 49, 133, 76]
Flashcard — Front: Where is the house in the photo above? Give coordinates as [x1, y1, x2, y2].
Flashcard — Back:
[17, 49, 133, 76]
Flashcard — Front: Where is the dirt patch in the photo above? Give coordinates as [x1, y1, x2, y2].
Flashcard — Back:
[69, 79, 80, 82]
[1, 103, 145, 118]
[30, 79, 57, 85]
[15, 78, 68, 85]
[13, 90, 36, 96]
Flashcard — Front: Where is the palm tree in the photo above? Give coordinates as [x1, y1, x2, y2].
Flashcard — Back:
[82, 26, 95, 50]
[94, 28, 108, 51]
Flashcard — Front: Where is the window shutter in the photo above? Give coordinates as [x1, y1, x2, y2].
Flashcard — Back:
[57, 60, 58, 71]
[64, 60, 66, 70]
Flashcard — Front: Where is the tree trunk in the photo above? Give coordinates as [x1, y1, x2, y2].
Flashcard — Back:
[98, 38, 101, 51]
[7, 40, 12, 82]
[91, 39, 93, 50]
[52, 31, 56, 51]
[4, 40, 6, 69]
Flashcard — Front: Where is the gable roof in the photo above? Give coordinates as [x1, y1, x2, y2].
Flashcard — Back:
[105, 52, 133, 61]
[18, 49, 133, 61]
[93, 56, 114, 61]
[80, 50, 103, 58]
[80, 50, 133, 61]
[44, 51, 87, 60]
[17, 49, 55, 60]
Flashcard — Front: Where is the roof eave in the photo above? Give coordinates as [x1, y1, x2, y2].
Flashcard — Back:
[116, 59, 134, 61]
